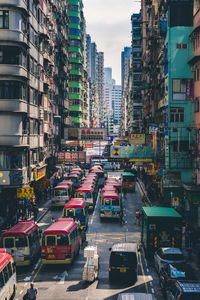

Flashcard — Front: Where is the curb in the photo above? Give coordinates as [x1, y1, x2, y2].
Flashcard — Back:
[137, 179, 152, 207]
[37, 206, 51, 223]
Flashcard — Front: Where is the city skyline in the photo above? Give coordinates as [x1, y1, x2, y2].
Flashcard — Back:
[84, 0, 141, 85]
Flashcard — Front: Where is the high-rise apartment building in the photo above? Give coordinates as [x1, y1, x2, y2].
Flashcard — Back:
[68, 0, 85, 128]
[0, 0, 70, 215]
[97, 52, 105, 126]
[112, 85, 122, 134]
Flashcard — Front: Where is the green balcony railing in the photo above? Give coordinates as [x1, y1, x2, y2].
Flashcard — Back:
[72, 116, 82, 123]
[68, 46, 82, 54]
[69, 34, 81, 40]
[69, 23, 81, 30]
[69, 69, 82, 76]
[68, 11, 80, 18]
[69, 92, 82, 100]
[69, 81, 82, 88]
[69, 105, 82, 112]
[68, 0, 80, 5]
[69, 57, 82, 64]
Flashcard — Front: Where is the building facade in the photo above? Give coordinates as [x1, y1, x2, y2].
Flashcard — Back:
[0, 0, 71, 216]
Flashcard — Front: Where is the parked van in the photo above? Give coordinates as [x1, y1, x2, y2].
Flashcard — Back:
[109, 243, 138, 283]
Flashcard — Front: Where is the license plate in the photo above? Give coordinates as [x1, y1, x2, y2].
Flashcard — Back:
[120, 268, 126, 273]
[104, 211, 111, 215]
[48, 255, 55, 259]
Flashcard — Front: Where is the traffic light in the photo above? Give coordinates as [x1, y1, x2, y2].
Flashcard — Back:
[144, 105, 147, 114]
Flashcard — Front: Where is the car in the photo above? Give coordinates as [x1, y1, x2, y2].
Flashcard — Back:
[166, 280, 200, 299]
[154, 248, 185, 273]
[109, 243, 138, 283]
[159, 263, 186, 293]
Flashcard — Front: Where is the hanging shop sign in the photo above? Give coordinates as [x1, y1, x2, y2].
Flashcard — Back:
[17, 187, 34, 198]
[149, 123, 158, 134]
[85, 143, 93, 148]
[110, 145, 155, 162]
[152, 175, 162, 184]
[64, 128, 106, 141]
[0, 171, 10, 185]
[172, 197, 179, 208]
[147, 163, 164, 176]
[34, 166, 46, 181]
[128, 134, 145, 145]
[57, 151, 86, 163]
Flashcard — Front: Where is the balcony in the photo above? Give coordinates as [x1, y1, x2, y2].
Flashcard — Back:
[0, 135, 28, 146]
[0, 99, 27, 113]
[3, 0, 28, 13]
[29, 135, 39, 149]
[29, 105, 39, 119]
[0, 30, 28, 47]
[39, 135, 44, 147]
[0, 65, 28, 79]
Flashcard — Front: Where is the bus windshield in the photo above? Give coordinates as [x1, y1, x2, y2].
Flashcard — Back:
[86, 192, 91, 198]
[54, 190, 68, 196]
[123, 176, 135, 182]
[75, 208, 84, 216]
[57, 235, 69, 246]
[66, 209, 74, 217]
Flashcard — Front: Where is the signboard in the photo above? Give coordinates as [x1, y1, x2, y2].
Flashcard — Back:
[85, 143, 93, 148]
[128, 134, 145, 145]
[57, 152, 86, 163]
[34, 167, 46, 181]
[80, 128, 106, 140]
[0, 171, 10, 185]
[17, 187, 34, 198]
[149, 123, 158, 134]
[64, 128, 106, 141]
[147, 163, 164, 176]
[110, 146, 155, 161]
[172, 197, 179, 208]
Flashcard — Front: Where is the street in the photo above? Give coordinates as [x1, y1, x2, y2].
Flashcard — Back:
[15, 172, 164, 300]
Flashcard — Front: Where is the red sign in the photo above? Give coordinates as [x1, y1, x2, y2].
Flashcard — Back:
[85, 143, 93, 148]
[57, 152, 86, 163]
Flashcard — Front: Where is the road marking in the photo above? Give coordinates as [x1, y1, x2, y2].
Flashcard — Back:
[151, 288, 155, 294]
[32, 262, 43, 282]
[147, 268, 149, 273]
[58, 271, 68, 284]
[138, 250, 149, 294]
[150, 281, 153, 286]
[20, 290, 23, 294]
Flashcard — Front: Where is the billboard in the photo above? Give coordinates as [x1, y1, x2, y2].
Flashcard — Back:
[128, 134, 145, 145]
[57, 151, 86, 163]
[110, 146, 155, 162]
[64, 128, 106, 141]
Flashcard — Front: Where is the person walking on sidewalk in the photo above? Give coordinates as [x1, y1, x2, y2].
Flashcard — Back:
[134, 209, 140, 225]
[27, 283, 37, 300]
[32, 203, 39, 222]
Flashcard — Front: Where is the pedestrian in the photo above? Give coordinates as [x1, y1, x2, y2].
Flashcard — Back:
[27, 283, 37, 300]
[134, 209, 140, 225]
[51, 217, 56, 223]
[75, 217, 80, 226]
[32, 203, 38, 222]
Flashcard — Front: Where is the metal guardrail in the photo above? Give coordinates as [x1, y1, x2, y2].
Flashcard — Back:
[137, 178, 152, 207]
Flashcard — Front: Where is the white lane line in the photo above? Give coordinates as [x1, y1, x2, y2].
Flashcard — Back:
[20, 290, 24, 295]
[151, 288, 155, 294]
[146, 268, 149, 273]
[150, 281, 153, 286]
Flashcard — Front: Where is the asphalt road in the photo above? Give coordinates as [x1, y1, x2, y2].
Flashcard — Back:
[15, 171, 164, 300]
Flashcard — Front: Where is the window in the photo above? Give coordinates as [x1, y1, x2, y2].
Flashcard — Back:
[176, 43, 187, 49]
[0, 271, 4, 288]
[195, 100, 199, 112]
[172, 141, 189, 152]
[172, 79, 186, 100]
[0, 11, 9, 29]
[69, 16, 79, 23]
[5, 238, 14, 248]
[57, 235, 69, 246]
[16, 236, 27, 248]
[69, 28, 80, 35]
[170, 107, 184, 123]
[46, 236, 56, 246]
[7, 262, 12, 277]
[68, 5, 79, 12]
[2, 267, 8, 283]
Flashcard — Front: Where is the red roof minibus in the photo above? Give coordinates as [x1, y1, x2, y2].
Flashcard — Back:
[0, 220, 40, 266]
[63, 198, 88, 229]
[51, 184, 71, 208]
[75, 185, 94, 211]
[0, 249, 16, 300]
[41, 218, 81, 265]
[100, 191, 121, 220]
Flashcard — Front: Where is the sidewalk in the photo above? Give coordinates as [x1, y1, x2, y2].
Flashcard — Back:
[137, 178, 200, 280]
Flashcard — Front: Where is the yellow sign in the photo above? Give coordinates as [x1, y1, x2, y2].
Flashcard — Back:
[172, 197, 179, 207]
[17, 187, 34, 198]
[34, 167, 46, 181]
[129, 158, 153, 162]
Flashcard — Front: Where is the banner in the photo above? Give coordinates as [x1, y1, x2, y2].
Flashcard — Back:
[34, 167, 46, 181]
[57, 152, 86, 163]
[64, 128, 106, 141]
[110, 145, 155, 161]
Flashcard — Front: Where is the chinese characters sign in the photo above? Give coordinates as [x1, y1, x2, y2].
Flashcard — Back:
[57, 152, 86, 162]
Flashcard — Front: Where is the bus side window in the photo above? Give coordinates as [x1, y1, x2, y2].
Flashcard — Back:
[41, 235, 45, 246]
[29, 235, 33, 247]
[2, 266, 9, 283]
[7, 262, 12, 277]
[0, 270, 4, 288]
[0, 238, 3, 248]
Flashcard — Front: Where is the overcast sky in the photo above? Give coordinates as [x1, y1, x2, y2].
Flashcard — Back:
[84, 0, 141, 85]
